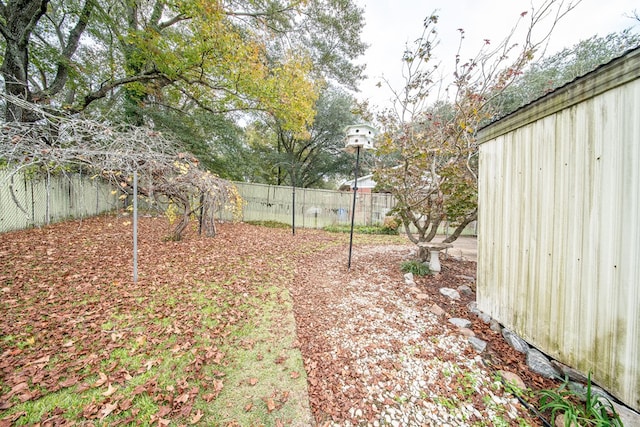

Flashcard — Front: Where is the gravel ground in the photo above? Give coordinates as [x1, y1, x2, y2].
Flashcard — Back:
[291, 243, 552, 426]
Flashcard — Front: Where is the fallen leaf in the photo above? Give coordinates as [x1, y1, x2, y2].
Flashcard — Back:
[156, 406, 171, 417]
[290, 371, 300, 379]
[29, 355, 49, 365]
[119, 399, 133, 411]
[93, 372, 108, 388]
[176, 392, 190, 404]
[59, 377, 78, 388]
[248, 377, 258, 386]
[190, 410, 203, 424]
[99, 402, 118, 420]
[9, 382, 29, 396]
[102, 383, 118, 397]
[264, 398, 276, 413]
[244, 402, 253, 412]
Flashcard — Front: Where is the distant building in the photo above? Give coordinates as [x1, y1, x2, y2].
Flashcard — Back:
[338, 174, 376, 193]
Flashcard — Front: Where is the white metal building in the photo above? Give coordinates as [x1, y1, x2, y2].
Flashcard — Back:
[477, 47, 640, 411]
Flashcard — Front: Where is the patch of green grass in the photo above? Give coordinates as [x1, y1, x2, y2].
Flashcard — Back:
[202, 284, 312, 426]
[400, 259, 431, 276]
[323, 224, 399, 235]
[245, 220, 291, 229]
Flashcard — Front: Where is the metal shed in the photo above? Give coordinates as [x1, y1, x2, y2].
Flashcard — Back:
[477, 46, 640, 411]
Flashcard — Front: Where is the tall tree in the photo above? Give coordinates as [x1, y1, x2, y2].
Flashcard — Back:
[247, 85, 361, 188]
[375, 0, 581, 258]
[0, 0, 366, 134]
[493, 29, 640, 115]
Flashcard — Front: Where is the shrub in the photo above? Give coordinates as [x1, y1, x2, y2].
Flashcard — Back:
[537, 373, 623, 426]
[400, 260, 431, 276]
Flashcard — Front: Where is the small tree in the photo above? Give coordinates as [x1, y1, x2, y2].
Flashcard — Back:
[0, 94, 239, 240]
[375, 1, 579, 260]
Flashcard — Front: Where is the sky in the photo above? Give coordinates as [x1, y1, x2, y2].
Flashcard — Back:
[355, 0, 640, 109]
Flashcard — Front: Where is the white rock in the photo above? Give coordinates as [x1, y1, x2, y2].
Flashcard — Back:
[439, 287, 460, 300]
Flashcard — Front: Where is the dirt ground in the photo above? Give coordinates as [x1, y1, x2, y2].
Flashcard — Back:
[289, 234, 558, 426]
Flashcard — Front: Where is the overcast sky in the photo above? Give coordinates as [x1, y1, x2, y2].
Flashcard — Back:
[355, 0, 639, 109]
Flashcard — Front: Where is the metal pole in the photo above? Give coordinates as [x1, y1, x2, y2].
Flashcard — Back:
[347, 146, 361, 270]
[291, 164, 296, 235]
[133, 170, 138, 283]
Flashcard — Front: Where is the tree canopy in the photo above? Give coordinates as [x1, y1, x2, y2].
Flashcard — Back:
[374, 0, 599, 254]
[0, 0, 366, 135]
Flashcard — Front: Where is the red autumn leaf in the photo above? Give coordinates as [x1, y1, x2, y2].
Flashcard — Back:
[290, 371, 300, 379]
[244, 402, 253, 412]
[59, 377, 78, 388]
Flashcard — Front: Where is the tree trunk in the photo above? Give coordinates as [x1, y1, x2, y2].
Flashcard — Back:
[0, 0, 49, 121]
[443, 209, 477, 244]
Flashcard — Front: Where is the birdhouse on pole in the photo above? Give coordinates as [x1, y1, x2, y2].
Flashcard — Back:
[344, 124, 376, 153]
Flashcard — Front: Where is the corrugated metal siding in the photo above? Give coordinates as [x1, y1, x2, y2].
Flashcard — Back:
[477, 51, 640, 410]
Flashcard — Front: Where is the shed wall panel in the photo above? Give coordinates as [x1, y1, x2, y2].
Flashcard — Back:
[478, 76, 640, 410]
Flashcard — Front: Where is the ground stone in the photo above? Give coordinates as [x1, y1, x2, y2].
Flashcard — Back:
[457, 285, 473, 296]
[498, 370, 526, 390]
[404, 272, 415, 286]
[612, 401, 640, 427]
[459, 328, 475, 337]
[550, 360, 588, 383]
[568, 381, 614, 402]
[502, 329, 530, 353]
[448, 318, 472, 329]
[415, 293, 429, 300]
[467, 301, 480, 315]
[478, 312, 491, 324]
[468, 337, 487, 353]
[429, 304, 446, 316]
[439, 287, 460, 300]
[526, 348, 561, 379]
[489, 319, 502, 333]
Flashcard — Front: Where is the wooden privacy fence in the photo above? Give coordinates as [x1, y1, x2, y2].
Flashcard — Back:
[0, 171, 396, 232]
[226, 182, 395, 228]
[1, 170, 480, 237]
[0, 169, 119, 233]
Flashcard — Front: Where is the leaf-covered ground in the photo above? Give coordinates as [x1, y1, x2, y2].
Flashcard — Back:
[0, 215, 340, 426]
[1, 215, 556, 426]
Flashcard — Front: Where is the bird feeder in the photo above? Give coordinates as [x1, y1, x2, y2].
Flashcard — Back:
[345, 123, 377, 270]
[344, 124, 376, 153]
